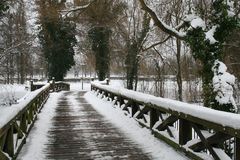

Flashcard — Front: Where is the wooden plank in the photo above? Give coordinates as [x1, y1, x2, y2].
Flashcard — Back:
[0, 150, 9, 160]
[139, 120, 204, 160]
[14, 122, 24, 139]
[0, 133, 7, 149]
[122, 100, 131, 111]
[136, 106, 150, 119]
[156, 115, 178, 131]
[44, 91, 151, 160]
[159, 113, 174, 138]
[190, 132, 231, 152]
[20, 113, 27, 133]
[192, 123, 220, 160]
[3, 126, 14, 158]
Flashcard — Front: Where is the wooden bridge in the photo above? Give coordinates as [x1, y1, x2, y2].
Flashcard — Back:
[0, 81, 240, 160]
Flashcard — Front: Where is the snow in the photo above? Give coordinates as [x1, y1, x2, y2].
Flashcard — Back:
[69, 82, 91, 91]
[184, 14, 198, 22]
[226, 0, 235, 17]
[23, 0, 39, 34]
[190, 17, 206, 30]
[17, 92, 62, 160]
[0, 84, 50, 129]
[0, 84, 28, 106]
[85, 92, 188, 160]
[148, 3, 186, 38]
[205, 26, 217, 44]
[91, 82, 240, 130]
[212, 60, 237, 111]
[213, 147, 231, 160]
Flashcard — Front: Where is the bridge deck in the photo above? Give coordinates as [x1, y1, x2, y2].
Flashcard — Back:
[19, 91, 151, 160]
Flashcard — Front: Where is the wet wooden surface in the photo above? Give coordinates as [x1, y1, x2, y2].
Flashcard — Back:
[44, 91, 151, 160]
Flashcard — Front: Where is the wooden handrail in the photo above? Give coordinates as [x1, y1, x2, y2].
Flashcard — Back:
[91, 82, 240, 160]
[0, 82, 70, 160]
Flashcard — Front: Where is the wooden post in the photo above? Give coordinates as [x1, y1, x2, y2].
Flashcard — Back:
[150, 108, 158, 128]
[91, 78, 94, 90]
[118, 96, 124, 108]
[20, 113, 27, 133]
[4, 126, 14, 158]
[52, 77, 55, 92]
[131, 102, 138, 117]
[30, 80, 34, 91]
[106, 78, 109, 85]
[179, 119, 192, 145]
[235, 138, 240, 160]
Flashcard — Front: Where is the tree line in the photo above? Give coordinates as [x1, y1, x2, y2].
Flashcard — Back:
[0, 0, 240, 113]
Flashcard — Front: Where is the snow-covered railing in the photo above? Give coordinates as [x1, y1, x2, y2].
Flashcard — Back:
[91, 82, 240, 160]
[30, 80, 70, 92]
[0, 82, 69, 160]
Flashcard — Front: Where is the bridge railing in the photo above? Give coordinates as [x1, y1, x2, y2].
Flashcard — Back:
[91, 82, 240, 160]
[0, 82, 69, 160]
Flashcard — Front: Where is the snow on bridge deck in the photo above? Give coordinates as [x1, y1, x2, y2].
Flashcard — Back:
[17, 90, 187, 160]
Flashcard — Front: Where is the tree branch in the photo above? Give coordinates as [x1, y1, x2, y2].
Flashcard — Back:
[61, 1, 94, 17]
[142, 35, 171, 52]
[139, 0, 186, 40]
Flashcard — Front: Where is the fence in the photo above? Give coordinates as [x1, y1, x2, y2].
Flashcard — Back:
[91, 82, 240, 160]
[0, 82, 69, 160]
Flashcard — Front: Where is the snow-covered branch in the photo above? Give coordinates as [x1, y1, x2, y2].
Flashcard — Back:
[61, 1, 94, 17]
[139, 0, 186, 40]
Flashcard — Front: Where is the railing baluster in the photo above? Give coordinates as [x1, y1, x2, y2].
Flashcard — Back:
[150, 108, 158, 128]
[131, 102, 138, 117]
[90, 83, 240, 160]
[20, 114, 27, 134]
[118, 96, 124, 108]
[179, 119, 192, 145]
[4, 126, 14, 158]
[0, 82, 69, 160]
[235, 138, 240, 160]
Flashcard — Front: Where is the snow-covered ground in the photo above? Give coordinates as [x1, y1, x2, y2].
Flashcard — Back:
[17, 82, 188, 160]
[69, 82, 91, 91]
[85, 91, 188, 160]
[17, 92, 63, 160]
[0, 84, 29, 106]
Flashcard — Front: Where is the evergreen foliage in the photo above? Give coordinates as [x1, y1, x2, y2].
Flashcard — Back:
[185, 0, 239, 112]
[0, 0, 8, 17]
[88, 27, 111, 81]
[39, 18, 77, 81]
[83, 0, 126, 81]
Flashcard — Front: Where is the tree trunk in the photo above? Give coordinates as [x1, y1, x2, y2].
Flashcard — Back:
[176, 38, 183, 101]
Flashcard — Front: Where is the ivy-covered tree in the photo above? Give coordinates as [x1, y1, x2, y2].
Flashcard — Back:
[88, 27, 111, 81]
[39, 18, 76, 81]
[185, 0, 239, 112]
[140, 0, 239, 112]
[81, 0, 126, 80]
[38, 0, 77, 81]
